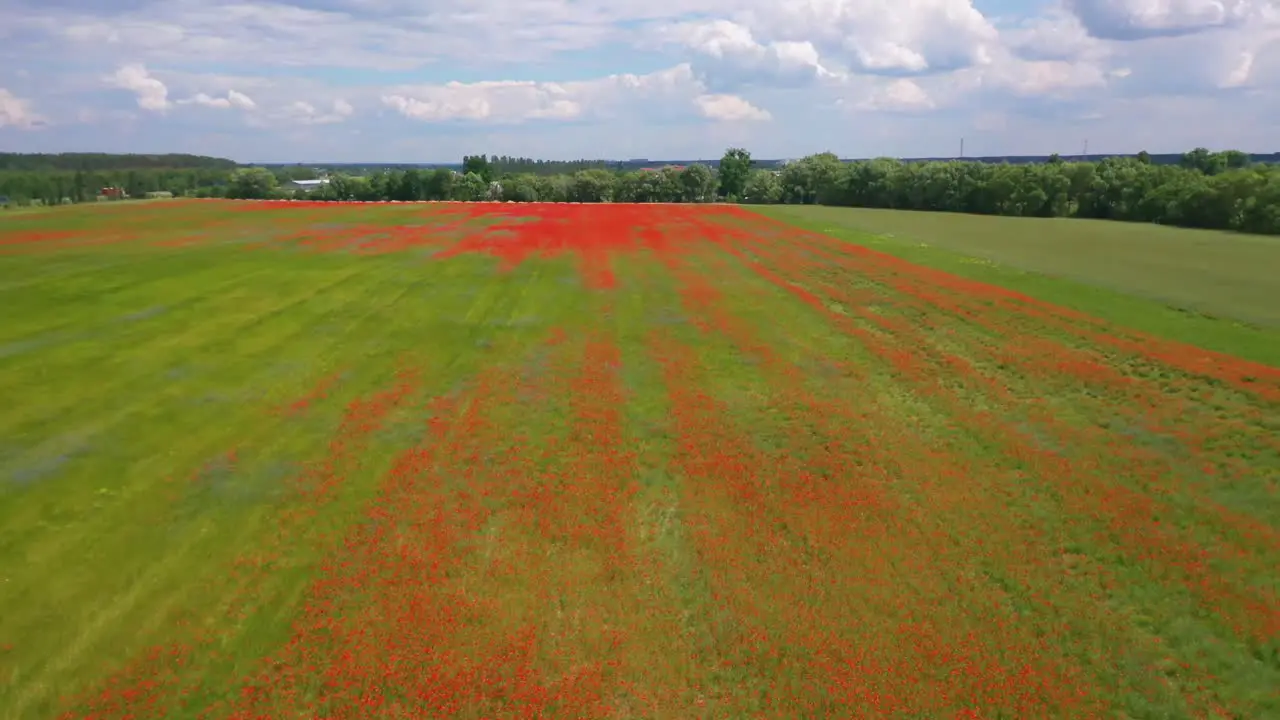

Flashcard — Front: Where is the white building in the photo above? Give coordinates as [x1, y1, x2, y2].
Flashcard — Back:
[283, 178, 330, 193]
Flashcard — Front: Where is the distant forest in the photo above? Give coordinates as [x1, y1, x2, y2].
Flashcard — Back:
[0, 153, 238, 172]
[2, 147, 1279, 235]
[264, 152, 1280, 174]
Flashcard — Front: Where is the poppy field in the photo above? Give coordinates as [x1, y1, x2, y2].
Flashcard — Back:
[1, 199, 1278, 719]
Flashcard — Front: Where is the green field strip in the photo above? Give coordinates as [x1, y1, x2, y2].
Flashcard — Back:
[756, 206, 1280, 366]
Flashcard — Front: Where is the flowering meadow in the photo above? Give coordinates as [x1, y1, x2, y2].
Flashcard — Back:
[0, 200, 1277, 719]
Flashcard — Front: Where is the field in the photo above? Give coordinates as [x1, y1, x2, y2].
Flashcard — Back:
[1, 200, 1278, 719]
[761, 206, 1280, 356]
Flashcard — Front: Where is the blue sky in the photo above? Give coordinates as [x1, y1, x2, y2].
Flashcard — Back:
[0, 0, 1276, 162]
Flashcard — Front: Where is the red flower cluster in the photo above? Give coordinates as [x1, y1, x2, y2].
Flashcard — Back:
[22, 201, 1276, 719]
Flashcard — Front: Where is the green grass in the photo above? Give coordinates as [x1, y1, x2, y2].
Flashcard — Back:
[1, 201, 1277, 719]
[757, 205, 1280, 365]
[0, 204, 595, 717]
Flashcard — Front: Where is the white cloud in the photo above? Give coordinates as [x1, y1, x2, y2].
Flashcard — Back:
[2, 0, 1277, 160]
[179, 93, 223, 108]
[853, 79, 936, 112]
[383, 81, 582, 122]
[1221, 49, 1256, 87]
[983, 55, 1111, 97]
[280, 99, 355, 125]
[653, 19, 839, 89]
[381, 64, 738, 124]
[694, 93, 772, 120]
[1065, 0, 1276, 40]
[740, 0, 1000, 74]
[1101, 23, 1280, 94]
[229, 90, 257, 110]
[177, 89, 256, 110]
[106, 64, 264, 115]
[0, 88, 44, 129]
[1004, 8, 1107, 62]
[26, 0, 654, 70]
[104, 63, 169, 111]
[40, 0, 1008, 88]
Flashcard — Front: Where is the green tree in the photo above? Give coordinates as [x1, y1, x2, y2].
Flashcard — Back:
[348, 176, 377, 201]
[534, 174, 571, 202]
[388, 169, 424, 201]
[779, 153, 842, 204]
[618, 170, 680, 202]
[569, 169, 616, 202]
[462, 155, 494, 183]
[679, 164, 717, 203]
[656, 168, 685, 202]
[316, 174, 355, 201]
[1180, 147, 1228, 175]
[226, 167, 278, 199]
[0, 152, 235, 172]
[424, 169, 456, 200]
[453, 172, 490, 201]
[1221, 150, 1250, 169]
[5, 148, 1278, 236]
[501, 174, 540, 202]
[717, 148, 752, 200]
[742, 169, 782, 204]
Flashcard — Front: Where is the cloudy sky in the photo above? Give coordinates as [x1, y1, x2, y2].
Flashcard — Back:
[0, 0, 1276, 162]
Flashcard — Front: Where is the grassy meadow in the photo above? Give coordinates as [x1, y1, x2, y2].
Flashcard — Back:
[0, 199, 1277, 719]
[762, 205, 1280, 365]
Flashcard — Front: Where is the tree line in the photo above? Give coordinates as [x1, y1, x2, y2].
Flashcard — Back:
[472, 155, 615, 176]
[0, 152, 235, 172]
[747, 149, 1279, 235]
[0, 152, 241, 204]
[0, 168, 235, 205]
[3, 147, 1277, 236]
[224, 147, 1279, 235]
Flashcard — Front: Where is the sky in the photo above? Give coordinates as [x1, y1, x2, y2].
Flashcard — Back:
[0, 0, 1276, 163]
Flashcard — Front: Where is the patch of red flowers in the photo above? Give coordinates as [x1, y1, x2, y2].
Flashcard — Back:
[47, 202, 1280, 720]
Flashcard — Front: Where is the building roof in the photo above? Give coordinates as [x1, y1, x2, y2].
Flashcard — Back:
[288, 178, 330, 186]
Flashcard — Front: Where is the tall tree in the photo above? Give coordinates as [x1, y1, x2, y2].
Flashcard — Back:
[742, 169, 781, 204]
[462, 155, 494, 183]
[569, 169, 616, 202]
[453, 172, 490, 201]
[718, 147, 752, 200]
[679, 164, 718, 203]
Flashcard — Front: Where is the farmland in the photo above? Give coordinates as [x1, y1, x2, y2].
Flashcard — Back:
[762, 206, 1280, 331]
[1, 200, 1278, 719]
[761, 206, 1280, 366]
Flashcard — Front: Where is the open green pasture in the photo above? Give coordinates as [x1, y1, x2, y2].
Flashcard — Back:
[762, 205, 1280, 363]
[1, 200, 1277, 720]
